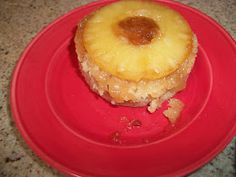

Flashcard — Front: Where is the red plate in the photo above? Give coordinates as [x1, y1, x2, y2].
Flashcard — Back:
[10, 0, 236, 176]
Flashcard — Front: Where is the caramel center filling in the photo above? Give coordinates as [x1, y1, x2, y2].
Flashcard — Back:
[118, 16, 159, 45]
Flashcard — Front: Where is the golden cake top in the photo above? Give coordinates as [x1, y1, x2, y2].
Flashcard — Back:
[82, 0, 194, 81]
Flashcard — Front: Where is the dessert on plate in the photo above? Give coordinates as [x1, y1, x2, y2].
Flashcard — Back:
[74, 0, 198, 122]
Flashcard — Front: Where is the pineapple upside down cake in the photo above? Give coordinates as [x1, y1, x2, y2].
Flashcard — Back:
[74, 0, 198, 122]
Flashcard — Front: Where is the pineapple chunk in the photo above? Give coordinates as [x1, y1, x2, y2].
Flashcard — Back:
[83, 0, 193, 81]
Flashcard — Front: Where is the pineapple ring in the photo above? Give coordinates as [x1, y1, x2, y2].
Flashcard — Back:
[83, 0, 193, 82]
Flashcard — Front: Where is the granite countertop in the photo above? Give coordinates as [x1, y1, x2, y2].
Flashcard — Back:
[0, 0, 235, 176]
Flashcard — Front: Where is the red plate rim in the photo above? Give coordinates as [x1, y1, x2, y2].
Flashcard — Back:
[10, 0, 236, 176]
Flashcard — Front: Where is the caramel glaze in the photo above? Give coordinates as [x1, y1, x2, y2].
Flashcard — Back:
[117, 16, 159, 45]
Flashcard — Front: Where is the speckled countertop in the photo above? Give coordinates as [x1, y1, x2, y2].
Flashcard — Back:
[0, 0, 235, 177]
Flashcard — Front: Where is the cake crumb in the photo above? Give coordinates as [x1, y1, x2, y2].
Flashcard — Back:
[127, 119, 142, 130]
[147, 99, 161, 113]
[163, 98, 184, 124]
[111, 131, 121, 144]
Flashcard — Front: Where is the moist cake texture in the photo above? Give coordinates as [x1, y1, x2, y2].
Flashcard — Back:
[74, 0, 198, 114]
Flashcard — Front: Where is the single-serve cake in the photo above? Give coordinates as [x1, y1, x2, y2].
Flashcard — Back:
[74, 0, 198, 122]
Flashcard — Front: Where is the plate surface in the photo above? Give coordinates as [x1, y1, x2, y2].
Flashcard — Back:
[10, 0, 236, 176]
